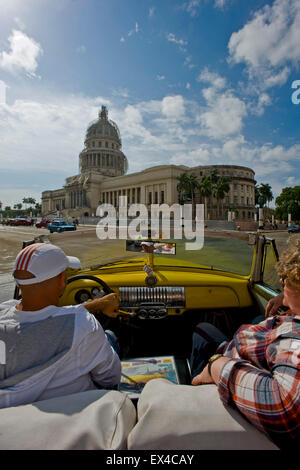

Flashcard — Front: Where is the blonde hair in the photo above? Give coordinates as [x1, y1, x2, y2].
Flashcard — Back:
[276, 239, 300, 284]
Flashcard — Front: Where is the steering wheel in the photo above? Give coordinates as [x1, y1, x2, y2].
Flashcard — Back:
[66, 274, 113, 295]
[67, 274, 115, 326]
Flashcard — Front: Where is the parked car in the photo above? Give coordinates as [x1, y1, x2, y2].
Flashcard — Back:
[288, 224, 300, 233]
[10, 218, 32, 226]
[47, 218, 77, 233]
[36, 218, 51, 228]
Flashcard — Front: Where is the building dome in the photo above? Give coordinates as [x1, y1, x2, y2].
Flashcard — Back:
[79, 106, 128, 177]
[86, 106, 122, 144]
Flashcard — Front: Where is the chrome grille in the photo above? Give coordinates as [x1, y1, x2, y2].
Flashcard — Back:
[119, 286, 185, 308]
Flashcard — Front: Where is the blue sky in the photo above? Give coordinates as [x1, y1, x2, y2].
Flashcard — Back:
[0, 0, 299, 208]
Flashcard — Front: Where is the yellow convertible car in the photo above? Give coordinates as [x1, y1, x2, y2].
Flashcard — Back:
[1, 230, 283, 451]
[58, 231, 281, 362]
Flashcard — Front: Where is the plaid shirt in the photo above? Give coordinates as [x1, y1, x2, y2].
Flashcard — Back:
[217, 313, 300, 444]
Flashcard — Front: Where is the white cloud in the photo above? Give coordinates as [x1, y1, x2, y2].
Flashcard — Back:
[128, 22, 139, 37]
[149, 7, 155, 18]
[249, 92, 272, 116]
[156, 75, 165, 81]
[0, 93, 111, 174]
[199, 93, 247, 139]
[184, 55, 195, 69]
[197, 67, 227, 90]
[197, 70, 247, 139]
[214, 0, 228, 8]
[171, 147, 210, 166]
[0, 30, 43, 78]
[161, 95, 185, 120]
[0, 89, 298, 205]
[182, 0, 229, 16]
[166, 33, 188, 49]
[228, 0, 300, 89]
[0, 80, 8, 105]
[183, 0, 201, 17]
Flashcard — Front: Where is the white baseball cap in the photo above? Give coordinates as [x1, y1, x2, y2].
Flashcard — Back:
[13, 243, 81, 285]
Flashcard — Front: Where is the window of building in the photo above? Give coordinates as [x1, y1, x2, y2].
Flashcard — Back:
[99, 141, 102, 147]
[154, 192, 158, 204]
[161, 191, 165, 203]
[148, 192, 152, 204]
[234, 196, 238, 204]
[105, 141, 108, 148]
[137, 187, 141, 203]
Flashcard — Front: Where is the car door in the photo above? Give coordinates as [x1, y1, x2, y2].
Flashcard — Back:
[248, 234, 282, 316]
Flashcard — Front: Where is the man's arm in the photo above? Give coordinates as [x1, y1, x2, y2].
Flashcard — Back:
[82, 293, 119, 318]
[192, 342, 300, 440]
[76, 312, 121, 388]
[191, 356, 231, 386]
[265, 292, 283, 317]
[217, 352, 300, 439]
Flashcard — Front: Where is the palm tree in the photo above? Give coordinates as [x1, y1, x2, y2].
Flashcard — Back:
[259, 183, 273, 208]
[22, 197, 29, 209]
[28, 197, 36, 207]
[176, 173, 189, 204]
[213, 176, 230, 218]
[176, 172, 200, 217]
[199, 175, 212, 220]
[186, 173, 199, 207]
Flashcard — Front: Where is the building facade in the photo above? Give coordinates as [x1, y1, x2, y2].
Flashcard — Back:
[41, 106, 256, 221]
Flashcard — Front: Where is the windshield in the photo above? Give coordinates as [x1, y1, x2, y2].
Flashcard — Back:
[51, 230, 254, 276]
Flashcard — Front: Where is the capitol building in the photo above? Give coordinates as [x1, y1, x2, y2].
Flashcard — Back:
[41, 106, 256, 221]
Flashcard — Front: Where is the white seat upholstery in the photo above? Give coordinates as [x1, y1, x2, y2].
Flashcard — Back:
[127, 379, 279, 450]
[0, 389, 136, 450]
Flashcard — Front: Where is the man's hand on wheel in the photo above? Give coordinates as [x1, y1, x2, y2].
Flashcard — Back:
[83, 293, 119, 318]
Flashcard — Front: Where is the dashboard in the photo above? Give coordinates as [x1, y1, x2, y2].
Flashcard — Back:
[63, 268, 254, 320]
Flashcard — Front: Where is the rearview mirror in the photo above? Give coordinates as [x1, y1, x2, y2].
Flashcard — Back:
[126, 240, 176, 255]
[248, 233, 257, 246]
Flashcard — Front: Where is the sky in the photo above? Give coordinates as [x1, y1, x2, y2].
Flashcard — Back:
[0, 0, 299, 208]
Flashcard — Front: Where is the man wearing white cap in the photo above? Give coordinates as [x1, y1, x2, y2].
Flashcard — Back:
[0, 243, 121, 408]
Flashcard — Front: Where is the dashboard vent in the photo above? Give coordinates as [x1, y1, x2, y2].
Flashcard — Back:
[119, 286, 185, 308]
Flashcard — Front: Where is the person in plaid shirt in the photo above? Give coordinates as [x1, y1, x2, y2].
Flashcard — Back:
[190, 240, 300, 448]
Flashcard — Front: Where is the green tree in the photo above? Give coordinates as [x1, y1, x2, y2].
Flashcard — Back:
[213, 176, 230, 218]
[259, 183, 273, 208]
[28, 197, 36, 207]
[275, 186, 300, 221]
[255, 183, 273, 208]
[176, 173, 189, 204]
[199, 175, 212, 220]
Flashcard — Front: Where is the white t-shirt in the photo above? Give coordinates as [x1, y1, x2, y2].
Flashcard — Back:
[0, 300, 121, 408]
